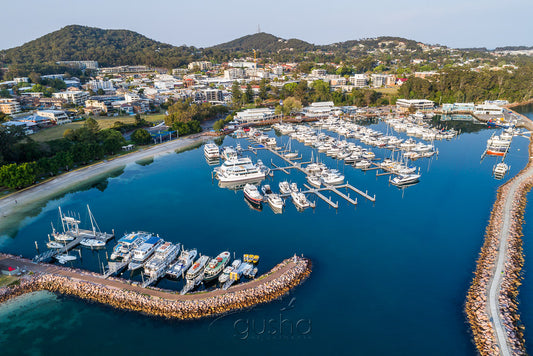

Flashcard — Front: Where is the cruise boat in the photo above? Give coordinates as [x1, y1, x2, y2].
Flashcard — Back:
[144, 241, 181, 278]
[185, 255, 210, 281]
[291, 191, 311, 209]
[307, 175, 321, 188]
[244, 184, 263, 207]
[110, 232, 151, 260]
[267, 194, 284, 213]
[204, 143, 220, 159]
[390, 173, 421, 186]
[279, 181, 291, 195]
[128, 236, 163, 271]
[215, 160, 265, 183]
[204, 251, 231, 282]
[166, 249, 198, 279]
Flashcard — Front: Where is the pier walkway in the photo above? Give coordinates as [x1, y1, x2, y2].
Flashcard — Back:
[487, 162, 533, 356]
[0, 254, 304, 302]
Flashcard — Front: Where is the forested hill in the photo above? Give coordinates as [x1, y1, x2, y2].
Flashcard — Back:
[210, 32, 316, 53]
[0, 25, 198, 69]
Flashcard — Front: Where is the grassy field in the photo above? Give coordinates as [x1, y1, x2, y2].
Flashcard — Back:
[31, 114, 166, 142]
[374, 87, 399, 95]
[0, 274, 20, 287]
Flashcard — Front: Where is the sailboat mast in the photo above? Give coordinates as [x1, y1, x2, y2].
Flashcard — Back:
[58, 207, 66, 233]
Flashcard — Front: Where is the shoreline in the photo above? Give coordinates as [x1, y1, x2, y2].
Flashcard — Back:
[0, 254, 311, 320]
[466, 118, 533, 355]
[0, 133, 209, 228]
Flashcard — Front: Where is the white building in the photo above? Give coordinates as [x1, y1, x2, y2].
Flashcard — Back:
[311, 69, 327, 76]
[474, 104, 504, 115]
[349, 74, 368, 88]
[88, 80, 114, 91]
[304, 101, 335, 118]
[0, 99, 21, 114]
[396, 99, 435, 112]
[14, 77, 30, 84]
[228, 61, 256, 69]
[53, 91, 89, 106]
[371, 74, 389, 87]
[235, 108, 276, 123]
[36, 110, 71, 124]
[125, 92, 141, 103]
[224, 68, 245, 80]
[188, 61, 213, 71]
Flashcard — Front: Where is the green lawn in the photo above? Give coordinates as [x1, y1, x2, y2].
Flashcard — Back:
[0, 274, 20, 287]
[31, 114, 167, 142]
[374, 87, 399, 95]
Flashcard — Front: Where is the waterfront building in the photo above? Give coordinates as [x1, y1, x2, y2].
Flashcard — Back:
[442, 103, 476, 113]
[304, 101, 335, 118]
[474, 104, 504, 115]
[235, 108, 276, 123]
[396, 99, 435, 112]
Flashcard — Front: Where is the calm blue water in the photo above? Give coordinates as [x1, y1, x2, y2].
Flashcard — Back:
[1, 113, 532, 356]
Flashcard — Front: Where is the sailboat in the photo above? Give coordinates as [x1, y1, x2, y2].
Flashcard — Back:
[80, 205, 106, 248]
[283, 138, 298, 159]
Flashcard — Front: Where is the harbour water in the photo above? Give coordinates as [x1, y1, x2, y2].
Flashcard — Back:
[1, 112, 533, 355]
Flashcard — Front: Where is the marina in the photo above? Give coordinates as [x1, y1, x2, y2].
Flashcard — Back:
[2, 109, 533, 356]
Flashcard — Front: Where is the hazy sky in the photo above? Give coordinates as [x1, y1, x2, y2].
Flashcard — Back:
[1, 0, 531, 50]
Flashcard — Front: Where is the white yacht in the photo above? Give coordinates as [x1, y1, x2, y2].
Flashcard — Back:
[222, 146, 238, 161]
[216, 162, 265, 183]
[291, 191, 311, 210]
[307, 175, 321, 188]
[204, 143, 220, 159]
[355, 160, 372, 169]
[166, 249, 198, 279]
[321, 171, 344, 185]
[128, 236, 163, 271]
[144, 241, 181, 279]
[267, 194, 284, 213]
[244, 184, 263, 206]
[279, 181, 291, 195]
[390, 173, 421, 186]
[80, 238, 105, 248]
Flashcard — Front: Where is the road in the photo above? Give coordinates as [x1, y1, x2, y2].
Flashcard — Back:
[488, 162, 533, 356]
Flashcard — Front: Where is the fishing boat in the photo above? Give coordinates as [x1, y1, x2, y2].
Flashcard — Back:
[267, 194, 284, 212]
[279, 181, 291, 195]
[307, 175, 321, 188]
[243, 184, 263, 207]
[203, 251, 231, 282]
[486, 132, 512, 156]
[389, 173, 421, 186]
[204, 143, 220, 159]
[218, 266, 235, 284]
[55, 254, 77, 264]
[291, 191, 311, 209]
[128, 236, 163, 271]
[185, 255, 210, 281]
[110, 232, 151, 260]
[144, 241, 181, 278]
[80, 238, 105, 248]
[166, 249, 198, 279]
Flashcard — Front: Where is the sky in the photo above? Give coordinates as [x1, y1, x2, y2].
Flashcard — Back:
[1, 0, 531, 50]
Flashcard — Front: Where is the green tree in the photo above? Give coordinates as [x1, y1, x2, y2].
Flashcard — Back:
[131, 128, 152, 145]
[231, 81, 242, 107]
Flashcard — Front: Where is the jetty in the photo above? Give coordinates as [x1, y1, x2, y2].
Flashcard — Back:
[0, 253, 311, 320]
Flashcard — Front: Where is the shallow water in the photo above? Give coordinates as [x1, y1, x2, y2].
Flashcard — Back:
[0, 114, 531, 355]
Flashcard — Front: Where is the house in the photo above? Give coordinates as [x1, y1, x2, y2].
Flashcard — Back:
[35, 110, 71, 124]
[0, 99, 21, 114]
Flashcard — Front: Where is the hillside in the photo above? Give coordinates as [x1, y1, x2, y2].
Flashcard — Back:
[327, 36, 423, 52]
[0, 25, 198, 69]
[211, 32, 316, 53]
